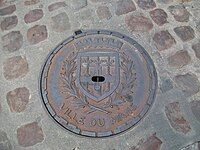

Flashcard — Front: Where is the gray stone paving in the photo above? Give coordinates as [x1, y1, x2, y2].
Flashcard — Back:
[0, 0, 200, 149]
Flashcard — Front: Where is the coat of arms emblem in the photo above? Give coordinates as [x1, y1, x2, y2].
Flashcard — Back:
[77, 51, 120, 102]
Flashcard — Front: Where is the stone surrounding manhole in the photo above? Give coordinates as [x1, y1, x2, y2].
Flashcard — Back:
[1, 15, 18, 31]
[96, 6, 112, 20]
[48, 2, 67, 12]
[2, 31, 23, 52]
[168, 5, 190, 22]
[153, 30, 176, 51]
[17, 122, 44, 147]
[168, 50, 191, 68]
[125, 14, 153, 32]
[24, 9, 43, 24]
[130, 133, 162, 150]
[27, 25, 47, 45]
[3, 56, 29, 80]
[165, 102, 191, 134]
[40, 29, 157, 137]
[0, 5, 16, 16]
[115, 0, 136, 16]
[150, 9, 168, 26]
[6, 87, 30, 113]
[174, 26, 195, 42]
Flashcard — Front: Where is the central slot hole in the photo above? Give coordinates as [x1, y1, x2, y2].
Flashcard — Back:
[92, 76, 105, 82]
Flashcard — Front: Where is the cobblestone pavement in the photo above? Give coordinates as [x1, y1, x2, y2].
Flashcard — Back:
[0, 0, 200, 150]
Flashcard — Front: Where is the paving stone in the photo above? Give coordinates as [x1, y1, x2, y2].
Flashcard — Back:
[70, 0, 87, 11]
[24, 0, 39, 6]
[24, 9, 43, 24]
[130, 133, 162, 150]
[0, 5, 16, 16]
[51, 12, 71, 32]
[160, 78, 173, 93]
[97, 6, 112, 20]
[48, 1, 67, 12]
[168, 5, 190, 22]
[174, 26, 195, 42]
[78, 9, 93, 21]
[150, 9, 168, 26]
[190, 100, 200, 122]
[135, 0, 156, 10]
[115, 0, 136, 16]
[0, 130, 12, 150]
[17, 122, 44, 147]
[168, 50, 191, 68]
[1, 15, 18, 30]
[27, 25, 47, 45]
[165, 102, 191, 134]
[192, 42, 200, 60]
[2, 31, 23, 52]
[6, 87, 30, 113]
[3, 56, 29, 80]
[174, 73, 200, 97]
[125, 14, 153, 32]
[153, 30, 176, 51]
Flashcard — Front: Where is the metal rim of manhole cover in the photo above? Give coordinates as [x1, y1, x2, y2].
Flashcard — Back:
[39, 29, 157, 138]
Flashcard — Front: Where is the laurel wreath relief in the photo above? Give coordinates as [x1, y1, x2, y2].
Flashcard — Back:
[60, 51, 136, 114]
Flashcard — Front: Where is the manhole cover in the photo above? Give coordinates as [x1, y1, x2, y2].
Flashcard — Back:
[40, 30, 157, 138]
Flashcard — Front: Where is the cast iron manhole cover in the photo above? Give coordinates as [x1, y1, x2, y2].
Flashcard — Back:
[40, 30, 157, 138]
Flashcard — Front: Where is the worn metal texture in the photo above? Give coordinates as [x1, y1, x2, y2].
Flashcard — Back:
[39, 29, 157, 138]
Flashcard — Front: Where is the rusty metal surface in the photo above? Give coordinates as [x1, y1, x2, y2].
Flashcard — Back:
[39, 30, 157, 138]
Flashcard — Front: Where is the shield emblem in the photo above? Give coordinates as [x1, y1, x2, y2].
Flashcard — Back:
[77, 51, 120, 102]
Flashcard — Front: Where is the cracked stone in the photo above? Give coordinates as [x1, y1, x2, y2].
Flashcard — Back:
[168, 5, 190, 22]
[7, 87, 30, 113]
[125, 14, 153, 32]
[165, 102, 191, 134]
[17, 122, 44, 147]
[174, 73, 200, 97]
[24, 9, 43, 24]
[0, 5, 16, 16]
[27, 25, 47, 45]
[160, 78, 173, 93]
[192, 42, 200, 60]
[190, 100, 200, 122]
[1, 15, 18, 30]
[51, 12, 71, 32]
[48, 2, 67, 12]
[174, 26, 195, 42]
[168, 50, 191, 68]
[153, 30, 176, 51]
[70, 0, 87, 11]
[135, 0, 156, 10]
[2, 31, 23, 52]
[0, 130, 12, 150]
[24, 0, 39, 6]
[130, 133, 162, 150]
[115, 0, 136, 16]
[150, 9, 168, 26]
[3, 56, 29, 80]
[97, 6, 112, 20]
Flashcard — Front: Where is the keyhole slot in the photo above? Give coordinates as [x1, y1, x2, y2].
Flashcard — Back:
[92, 76, 105, 82]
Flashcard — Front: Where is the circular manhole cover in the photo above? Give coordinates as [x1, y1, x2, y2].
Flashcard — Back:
[40, 30, 157, 138]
